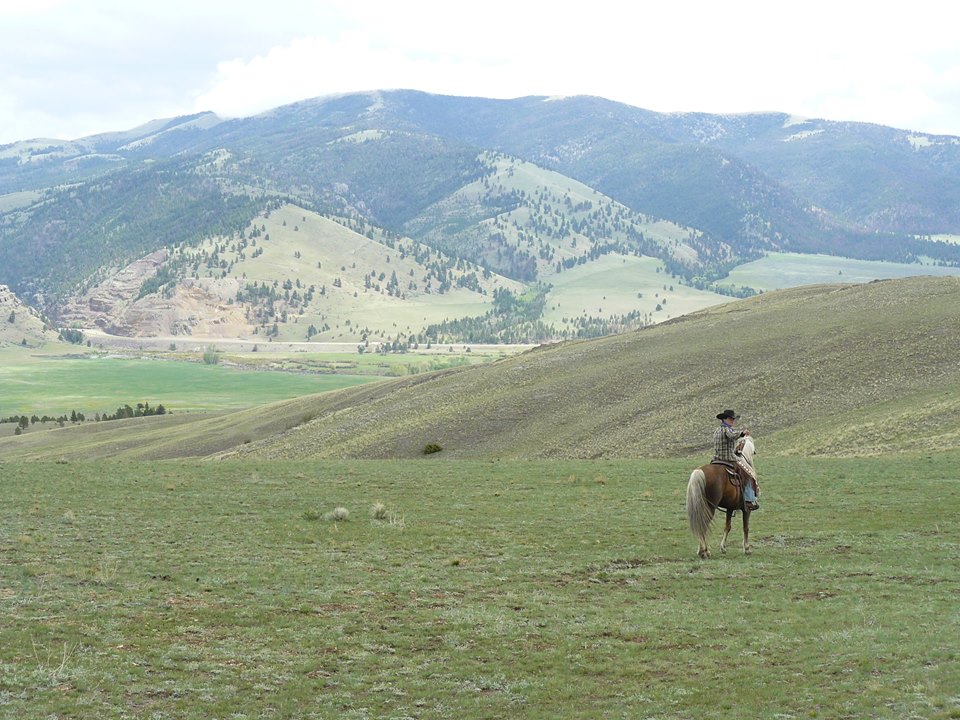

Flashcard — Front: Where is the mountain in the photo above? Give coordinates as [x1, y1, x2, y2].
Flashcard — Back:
[2, 90, 959, 343]
[3, 276, 958, 461]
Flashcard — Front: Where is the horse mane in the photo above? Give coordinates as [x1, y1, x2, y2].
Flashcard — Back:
[737, 435, 756, 467]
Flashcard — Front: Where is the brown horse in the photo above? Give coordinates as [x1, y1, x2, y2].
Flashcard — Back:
[685, 435, 757, 558]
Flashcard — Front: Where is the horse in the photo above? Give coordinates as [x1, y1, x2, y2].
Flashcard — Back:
[685, 435, 757, 558]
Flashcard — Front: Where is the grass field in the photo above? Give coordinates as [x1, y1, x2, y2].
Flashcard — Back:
[1, 454, 957, 718]
[0, 350, 379, 420]
[930, 234, 960, 245]
[543, 254, 728, 327]
[726, 252, 960, 290]
[216, 348, 514, 377]
[0, 189, 41, 213]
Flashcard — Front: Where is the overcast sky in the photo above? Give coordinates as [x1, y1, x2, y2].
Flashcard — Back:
[2, 0, 959, 145]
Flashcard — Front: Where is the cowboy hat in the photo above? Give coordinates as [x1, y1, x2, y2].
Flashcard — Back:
[716, 409, 740, 420]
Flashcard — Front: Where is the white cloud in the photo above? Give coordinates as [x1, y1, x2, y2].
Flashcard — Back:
[1, 0, 960, 142]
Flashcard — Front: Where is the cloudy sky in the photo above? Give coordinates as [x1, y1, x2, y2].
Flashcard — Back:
[2, 0, 959, 145]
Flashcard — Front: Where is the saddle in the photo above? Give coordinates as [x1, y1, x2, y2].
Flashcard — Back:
[711, 459, 760, 511]
[710, 459, 743, 486]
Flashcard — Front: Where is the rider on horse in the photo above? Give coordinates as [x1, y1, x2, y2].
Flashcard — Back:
[712, 409, 760, 511]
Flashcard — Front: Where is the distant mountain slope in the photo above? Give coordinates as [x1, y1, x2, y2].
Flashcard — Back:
[0, 112, 224, 192]
[0, 153, 262, 303]
[401, 152, 708, 279]
[3, 89, 960, 329]
[5, 276, 957, 460]
[0, 285, 51, 347]
[675, 112, 960, 233]
[354, 91, 960, 241]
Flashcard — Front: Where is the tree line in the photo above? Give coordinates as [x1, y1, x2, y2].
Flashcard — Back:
[3, 401, 168, 433]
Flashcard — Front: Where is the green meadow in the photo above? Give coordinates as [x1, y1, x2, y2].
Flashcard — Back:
[1, 455, 957, 719]
[0, 350, 379, 420]
[0, 189, 41, 213]
[215, 348, 514, 377]
[726, 251, 960, 291]
[543, 254, 727, 327]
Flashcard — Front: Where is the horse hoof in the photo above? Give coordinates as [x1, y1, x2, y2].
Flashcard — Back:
[720, 545, 727, 553]
[744, 547, 752, 556]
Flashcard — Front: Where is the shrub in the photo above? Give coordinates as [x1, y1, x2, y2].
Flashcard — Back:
[302, 510, 321, 522]
[93, 557, 119, 586]
[330, 507, 350, 522]
[371, 502, 388, 520]
[423, 443, 442, 455]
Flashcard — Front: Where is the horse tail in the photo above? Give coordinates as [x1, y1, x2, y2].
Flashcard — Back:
[686, 468, 714, 548]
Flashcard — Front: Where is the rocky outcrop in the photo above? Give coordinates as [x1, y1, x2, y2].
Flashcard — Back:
[59, 251, 253, 338]
[59, 250, 170, 329]
[119, 278, 252, 337]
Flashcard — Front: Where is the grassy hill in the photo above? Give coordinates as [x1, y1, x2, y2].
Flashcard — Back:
[403, 152, 707, 279]
[178, 202, 523, 343]
[0, 285, 52, 347]
[223, 275, 960, 460]
[4, 276, 958, 461]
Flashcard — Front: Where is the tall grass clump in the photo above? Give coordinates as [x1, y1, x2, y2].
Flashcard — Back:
[326, 506, 350, 522]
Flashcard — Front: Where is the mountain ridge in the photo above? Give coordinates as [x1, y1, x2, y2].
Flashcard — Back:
[2, 90, 959, 342]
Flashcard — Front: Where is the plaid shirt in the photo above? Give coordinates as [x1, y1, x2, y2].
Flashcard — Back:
[713, 422, 743, 462]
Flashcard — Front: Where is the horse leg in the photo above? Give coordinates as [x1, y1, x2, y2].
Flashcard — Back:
[698, 529, 710, 559]
[742, 510, 752, 555]
[720, 509, 733, 553]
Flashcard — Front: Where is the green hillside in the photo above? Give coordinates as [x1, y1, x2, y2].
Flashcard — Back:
[403, 153, 707, 279]
[4, 276, 958, 461]
[171, 202, 523, 343]
[74, 174, 737, 345]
